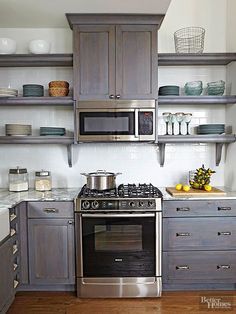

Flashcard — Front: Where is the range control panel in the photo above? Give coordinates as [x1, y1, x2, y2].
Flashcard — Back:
[78, 198, 159, 211]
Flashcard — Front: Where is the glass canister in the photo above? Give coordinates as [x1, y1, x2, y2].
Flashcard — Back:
[35, 170, 52, 191]
[9, 167, 29, 192]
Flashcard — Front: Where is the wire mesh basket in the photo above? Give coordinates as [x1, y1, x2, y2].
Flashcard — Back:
[174, 27, 205, 53]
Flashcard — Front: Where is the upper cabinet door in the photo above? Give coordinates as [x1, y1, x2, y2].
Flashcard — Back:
[74, 25, 116, 100]
[116, 25, 158, 100]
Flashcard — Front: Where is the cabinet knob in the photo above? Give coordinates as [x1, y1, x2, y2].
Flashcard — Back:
[68, 220, 73, 225]
[116, 94, 121, 99]
[109, 94, 115, 99]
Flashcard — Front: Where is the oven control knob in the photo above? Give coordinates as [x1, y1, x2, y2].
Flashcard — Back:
[91, 200, 99, 209]
[139, 201, 144, 207]
[148, 200, 154, 207]
[129, 201, 135, 208]
[82, 200, 90, 210]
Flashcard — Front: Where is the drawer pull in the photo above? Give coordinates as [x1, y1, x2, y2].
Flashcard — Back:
[13, 280, 19, 289]
[176, 265, 189, 270]
[176, 232, 191, 237]
[10, 213, 17, 222]
[10, 228, 16, 237]
[218, 231, 231, 236]
[176, 207, 190, 212]
[13, 244, 18, 255]
[217, 265, 231, 270]
[218, 207, 231, 211]
[43, 208, 59, 213]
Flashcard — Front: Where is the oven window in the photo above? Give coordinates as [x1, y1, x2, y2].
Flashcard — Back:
[80, 112, 135, 135]
[94, 225, 142, 251]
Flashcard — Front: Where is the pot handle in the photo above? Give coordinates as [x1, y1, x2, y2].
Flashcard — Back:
[115, 172, 122, 176]
[80, 173, 88, 176]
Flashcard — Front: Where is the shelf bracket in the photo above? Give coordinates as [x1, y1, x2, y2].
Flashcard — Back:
[159, 143, 166, 167]
[215, 143, 224, 166]
[67, 144, 73, 167]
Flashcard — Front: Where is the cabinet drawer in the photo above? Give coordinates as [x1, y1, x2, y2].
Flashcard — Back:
[163, 217, 236, 250]
[163, 200, 236, 217]
[163, 251, 236, 283]
[28, 202, 74, 218]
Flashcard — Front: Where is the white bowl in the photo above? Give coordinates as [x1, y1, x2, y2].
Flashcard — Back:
[0, 38, 16, 54]
[28, 40, 51, 54]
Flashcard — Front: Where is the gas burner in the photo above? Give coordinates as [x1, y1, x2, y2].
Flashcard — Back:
[79, 183, 162, 198]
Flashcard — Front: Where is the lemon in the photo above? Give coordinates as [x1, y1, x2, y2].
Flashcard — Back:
[204, 185, 212, 192]
[183, 185, 190, 192]
[175, 184, 183, 191]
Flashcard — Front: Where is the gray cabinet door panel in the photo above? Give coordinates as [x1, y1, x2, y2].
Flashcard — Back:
[28, 218, 75, 285]
[0, 237, 14, 312]
[28, 201, 74, 218]
[163, 251, 236, 283]
[116, 25, 158, 99]
[163, 217, 236, 250]
[163, 200, 236, 217]
[74, 25, 116, 100]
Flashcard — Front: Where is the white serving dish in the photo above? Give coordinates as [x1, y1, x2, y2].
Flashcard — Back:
[28, 39, 51, 54]
[0, 207, 10, 242]
[0, 38, 16, 54]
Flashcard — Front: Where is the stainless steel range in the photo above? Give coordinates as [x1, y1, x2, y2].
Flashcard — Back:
[75, 183, 162, 298]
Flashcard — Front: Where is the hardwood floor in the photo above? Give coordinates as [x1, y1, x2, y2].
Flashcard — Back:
[7, 291, 236, 314]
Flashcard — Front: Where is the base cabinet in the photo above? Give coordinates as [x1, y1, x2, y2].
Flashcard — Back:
[0, 237, 14, 313]
[163, 200, 236, 290]
[28, 218, 75, 285]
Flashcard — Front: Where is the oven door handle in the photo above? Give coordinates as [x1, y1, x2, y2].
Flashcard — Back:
[81, 213, 155, 218]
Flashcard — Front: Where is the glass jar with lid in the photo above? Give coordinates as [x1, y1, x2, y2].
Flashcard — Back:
[9, 167, 29, 192]
[35, 170, 52, 191]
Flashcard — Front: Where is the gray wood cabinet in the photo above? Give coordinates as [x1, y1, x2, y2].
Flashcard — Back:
[0, 236, 14, 313]
[70, 15, 161, 101]
[163, 199, 236, 289]
[27, 202, 75, 286]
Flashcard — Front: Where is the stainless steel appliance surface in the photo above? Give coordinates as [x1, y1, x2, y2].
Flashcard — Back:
[75, 183, 162, 298]
[76, 100, 156, 142]
[80, 170, 122, 191]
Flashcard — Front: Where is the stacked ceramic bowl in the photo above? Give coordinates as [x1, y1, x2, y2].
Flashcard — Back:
[23, 84, 44, 97]
[48, 81, 69, 97]
[159, 85, 180, 96]
[5, 124, 32, 136]
[207, 80, 225, 96]
[0, 88, 18, 97]
[40, 127, 66, 136]
[197, 124, 225, 135]
[184, 81, 203, 96]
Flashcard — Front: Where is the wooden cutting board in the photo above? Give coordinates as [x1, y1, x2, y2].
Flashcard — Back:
[166, 187, 226, 197]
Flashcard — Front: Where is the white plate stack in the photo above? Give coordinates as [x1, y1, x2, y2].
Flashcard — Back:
[0, 88, 18, 97]
[5, 124, 32, 136]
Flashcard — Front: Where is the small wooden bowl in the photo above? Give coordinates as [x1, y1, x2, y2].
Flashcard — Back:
[49, 87, 69, 97]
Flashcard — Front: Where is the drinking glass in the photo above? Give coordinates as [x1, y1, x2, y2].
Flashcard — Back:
[162, 112, 171, 135]
[184, 113, 192, 135]
[175, 112, 185, 135]
[169, 113, 176, 135]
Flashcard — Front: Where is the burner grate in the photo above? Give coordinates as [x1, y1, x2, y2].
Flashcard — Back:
[79, 183, 162, 198]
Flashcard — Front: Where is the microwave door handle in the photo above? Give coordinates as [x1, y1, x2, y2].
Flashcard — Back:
[134, 109, 139, 138]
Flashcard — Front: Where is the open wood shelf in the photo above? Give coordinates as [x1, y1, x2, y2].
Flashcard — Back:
[157, 134, 236, 167]
[158, 53, 236, 66]
[0, 54, 73, 67]
[0, 97, 74, 106]
[158, 96, 236, 105]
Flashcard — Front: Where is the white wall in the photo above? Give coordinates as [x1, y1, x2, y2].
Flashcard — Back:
[0, 0, 229, 188]
[225, 0, 236, 190]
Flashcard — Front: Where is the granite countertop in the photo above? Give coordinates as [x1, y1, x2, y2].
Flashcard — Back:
[1, 186, 236, 210]
[0, 188, 80, 210]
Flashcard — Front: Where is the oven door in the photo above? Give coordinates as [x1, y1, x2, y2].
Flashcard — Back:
[76, 213, 158, 278]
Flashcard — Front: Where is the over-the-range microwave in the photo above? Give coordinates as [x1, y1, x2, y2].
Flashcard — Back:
[76, 100, 156, 142]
